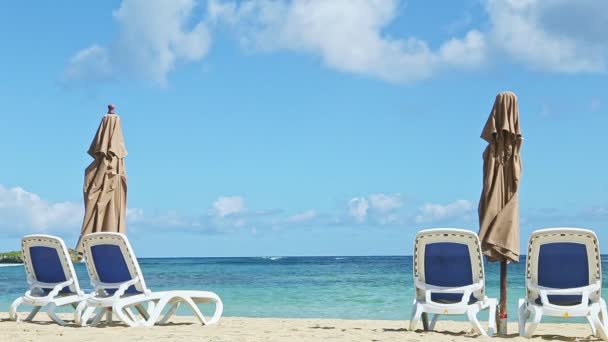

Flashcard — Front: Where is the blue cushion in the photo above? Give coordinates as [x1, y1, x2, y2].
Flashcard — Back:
[424, 242, 475, 304]
[91, 244, 140, 294]
[29, 246, 70, 293]
[537, 242, 589, 306]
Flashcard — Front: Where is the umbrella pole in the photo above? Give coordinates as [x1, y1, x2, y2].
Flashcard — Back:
[498, 260, 508, 336]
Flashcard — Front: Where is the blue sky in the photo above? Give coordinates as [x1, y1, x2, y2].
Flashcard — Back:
[0, 0, 607, 257]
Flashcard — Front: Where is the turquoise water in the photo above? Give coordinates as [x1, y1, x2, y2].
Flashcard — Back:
[1, 256, 606, 322]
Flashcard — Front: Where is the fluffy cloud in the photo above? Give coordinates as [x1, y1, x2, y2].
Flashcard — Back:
[209, 0, 487, 82]
[368, 194, 402, 213]
[64, 45, 112, 83]
[346, 193, 403, 224]
[348, 197, 370, 223]
[0, 184, 145, 236]
[485, 0, 608, 73]
[65, 0, 608, 86]
[415, 199, 474, 224]
[0, 184, 83, 234]
[211, 196, 246, 217]
[65, 0, 211, 85]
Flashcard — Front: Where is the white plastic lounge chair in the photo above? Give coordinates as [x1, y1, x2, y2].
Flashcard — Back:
[518, 228, 608, 339]
[9, 234, 87, 325]
[75, 232, 223, 327]
[409, 228, 497, 336]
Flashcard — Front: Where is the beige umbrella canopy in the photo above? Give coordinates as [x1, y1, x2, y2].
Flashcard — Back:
[478, 91, 523, 262]
[477, 91, 523, 335]
[76, 104, 128, 253]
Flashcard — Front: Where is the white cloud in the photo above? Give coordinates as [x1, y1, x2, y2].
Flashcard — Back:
[0, 184, 83, 234]
[368, 194, 402, 212]
[66, 0, 211, 85]
[415, 199, 474, 224]
[210, 0, 487, 82]
[64, 45, 112, 83]
[126, 207, 144, 223]
[211, 196, 246, 217]
[346, 194, 403, 225]
[0, 184, 147, 237]
[65, 0, 608, 86]
[348, 197, 370, 223]
[439, 30, 486, 67]
[286, 209, 317, 223]
[485, 0, 608, 73]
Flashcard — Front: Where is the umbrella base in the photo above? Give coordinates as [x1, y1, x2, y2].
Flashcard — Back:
[497, 314, 508, 336]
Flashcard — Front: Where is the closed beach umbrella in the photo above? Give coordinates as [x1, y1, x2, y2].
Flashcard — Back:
[76, 104, 128, 253]
[478, 91, 522, 335]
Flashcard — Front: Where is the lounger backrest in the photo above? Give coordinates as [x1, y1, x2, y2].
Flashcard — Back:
[413, 229, 485, 302]
[526, 228, 601, 303]
[81, 233, 148, 294]
[21, 235, 82, 294]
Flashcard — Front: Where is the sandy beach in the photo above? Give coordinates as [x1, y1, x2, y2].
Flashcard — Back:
[0, 313, 601, 342]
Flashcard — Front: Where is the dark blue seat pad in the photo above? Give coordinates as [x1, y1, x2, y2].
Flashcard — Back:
[424, 242, 476, 304]
[29, 246, 71, 294]
[535, 242, 589, 306]
[91, 244, 141, 294]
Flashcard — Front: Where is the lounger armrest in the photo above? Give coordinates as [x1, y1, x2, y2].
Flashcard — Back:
[415, 279, 483, 293]
[25, 279, 74, 300]
[95, 277, 140, 299]
[416, 279, 483, 306]
[48, 279, 74, 297]
[528, 280, 600, 309]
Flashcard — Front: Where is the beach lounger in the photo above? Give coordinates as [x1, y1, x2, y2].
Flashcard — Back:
[9, 234, 87, 325]
[75, 232, 223, 327]
[409, 228, 497, 336]
[518, 228, 608, 339]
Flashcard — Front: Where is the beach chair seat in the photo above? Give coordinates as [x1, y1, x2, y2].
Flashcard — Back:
[518, 228, 608, 340]
[9, 235, 87, 325]
[75, 232, 223, 327]
[409, 228, 497, 336]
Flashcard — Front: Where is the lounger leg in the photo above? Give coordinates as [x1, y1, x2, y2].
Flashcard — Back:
[589, 305, 608, 341]
[523, 305, 542, 338]
[113, 304, 139, 327]
[75, 301, 92, 326]
[601, 299, 608, 331]
[409, 302, 423, 331]
[181, 296, 209, 325]
[467, 305, 486, 336]
[90, 308, 105, 326]
[207, 298, 223, 325]
[134, 303, 150, 320]
[429, 314, 439, 330]
[587, 315, 597, 337]
[25, 306, 42, 322]
[46, 303, 67, 326]
[487, 298, 497, 336]
[518, 299, 529, 337]
[157, 301, 180, 324]
[124, 307, 140, 325]
[9, 297, 24, 321]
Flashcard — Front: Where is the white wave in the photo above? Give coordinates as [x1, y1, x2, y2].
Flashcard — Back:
[0, 263, 23, 267]
[260, 256, 283, 261]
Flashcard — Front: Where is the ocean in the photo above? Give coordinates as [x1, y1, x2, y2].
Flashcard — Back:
[1, 256, 605, 322]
